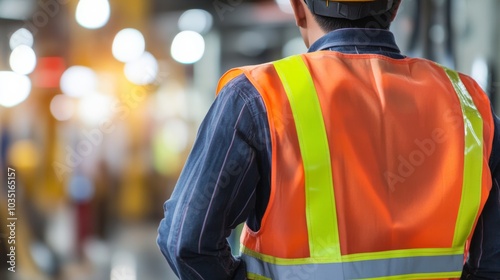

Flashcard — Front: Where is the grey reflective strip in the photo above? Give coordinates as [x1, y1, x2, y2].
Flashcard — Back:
[242, 254, 463, 279]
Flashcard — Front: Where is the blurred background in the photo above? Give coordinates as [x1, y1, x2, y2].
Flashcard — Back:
[0, 0, 499, 279]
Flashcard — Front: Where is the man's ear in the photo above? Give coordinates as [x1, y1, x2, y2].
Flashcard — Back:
[390, 0, 401, 21]
[290, 0, 307, 28]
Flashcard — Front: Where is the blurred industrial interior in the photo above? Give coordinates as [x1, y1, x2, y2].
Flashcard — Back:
[0, 0, 499, 279]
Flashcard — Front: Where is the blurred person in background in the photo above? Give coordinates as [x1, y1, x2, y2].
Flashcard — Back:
[157, 0, 500, 279]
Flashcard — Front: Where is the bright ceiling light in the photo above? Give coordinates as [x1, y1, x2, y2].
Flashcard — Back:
[75, 0, 110, 29]
[112, 28, 145, 63]
[10, 28, 34, 50]
[10, 45, 37, 75]
[124, 52, 159, 85]
[0, 71, 32, 108]
[60, 66, 98, 98]
[171, 31, 205, 64]
[178, 9, 213, 34]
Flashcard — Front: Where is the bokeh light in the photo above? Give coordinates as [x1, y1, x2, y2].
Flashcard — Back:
[152, 119, 190, 176]
[30, 242, 57, 275]
[112, 28, 146, 63]
[236, 31, 267, 57]
[9, 28, 34, 50]
[111, 252, 137, 280]
[0, 71, 31, 108]
[178, 9, 213, 34]
[151, 82, 187, 120]
[471, 58, 489, 91]
[60, 66, 98, 98]
[68, 175, 95, 203]
[161, 119, 190, 153]
[171, 31, 205, 64]
[75, 0, 111, 29]
[9, 45, 37, 75]
[124, 52, 159, 85]
[275, 0, 293, 14]
[7, 140, 40, 170]
[78, 92, 114, 126]
[50, 94, 76, 121]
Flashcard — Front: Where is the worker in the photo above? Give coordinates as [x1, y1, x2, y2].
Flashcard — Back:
[157, 0, 500, 279]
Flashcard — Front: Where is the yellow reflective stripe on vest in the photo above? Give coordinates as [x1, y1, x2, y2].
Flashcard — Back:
[442, 67, 484, 247]
[242, 245, 463, 265]
[273, 56, 340, 261]
[247, 272, 272, 280]
[241, 252, 463, 280]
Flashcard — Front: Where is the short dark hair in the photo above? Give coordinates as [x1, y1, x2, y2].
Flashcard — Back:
[312, 2, 399, 32]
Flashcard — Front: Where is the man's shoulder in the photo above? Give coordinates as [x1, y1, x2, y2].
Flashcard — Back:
[217, 73, 263, 105]
[220, 73, 255, 93]
[217, 60, 279, 96]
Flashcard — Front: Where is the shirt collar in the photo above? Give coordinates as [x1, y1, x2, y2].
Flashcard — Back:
[308, 28, 401, 53]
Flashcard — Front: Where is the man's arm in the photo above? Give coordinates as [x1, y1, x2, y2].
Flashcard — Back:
[157, 76, 267, 279]
[462, 111, 500, 279]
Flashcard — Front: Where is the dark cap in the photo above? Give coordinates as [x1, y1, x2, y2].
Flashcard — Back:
[305, 0, 395, 20]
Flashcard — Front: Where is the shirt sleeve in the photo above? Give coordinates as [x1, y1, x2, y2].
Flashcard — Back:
[157, 75, 269, 280]
[462, 109, 500, 279]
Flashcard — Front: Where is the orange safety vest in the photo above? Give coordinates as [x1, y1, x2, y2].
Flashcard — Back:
[217, 52, 494, 280]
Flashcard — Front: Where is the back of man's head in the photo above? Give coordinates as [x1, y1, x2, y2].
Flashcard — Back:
[304, 0, 401, 31]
